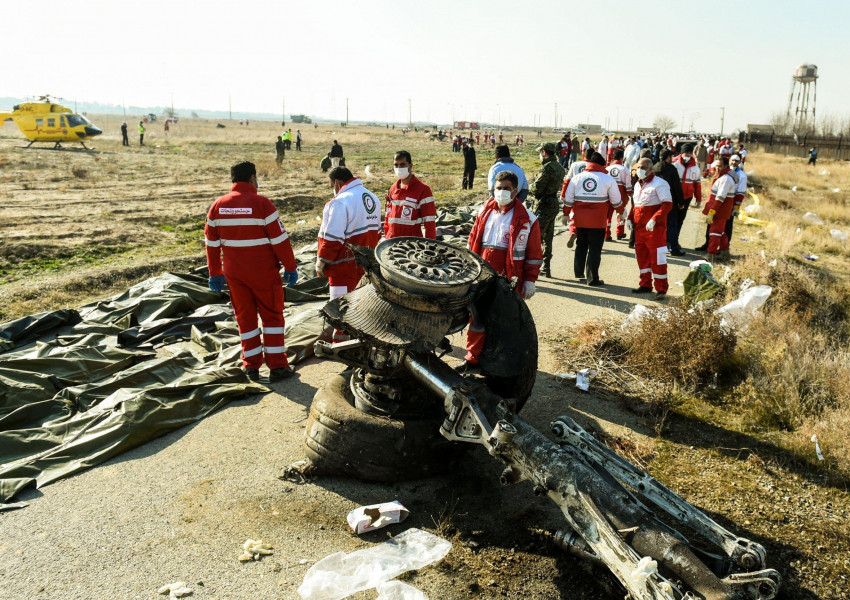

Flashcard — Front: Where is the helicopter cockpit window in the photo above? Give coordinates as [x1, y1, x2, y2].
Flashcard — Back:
[65, 114, 90, 127]
[60, 116, 66, 127]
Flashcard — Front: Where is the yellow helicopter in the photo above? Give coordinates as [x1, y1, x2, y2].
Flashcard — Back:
[0, 95, 102, 149]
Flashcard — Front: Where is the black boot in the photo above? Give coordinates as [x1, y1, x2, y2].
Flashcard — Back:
[542, 259, 552, 278]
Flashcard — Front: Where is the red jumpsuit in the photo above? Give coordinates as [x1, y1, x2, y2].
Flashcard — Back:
[606, 160, 632, 238]
[205, 182, 297, 370]
[465, 197, 542, 364]
[702, 169, 738, 254]
[318, 178, 382, 341]
[384, 175, 437, 239]
[632, 174, 673, 293]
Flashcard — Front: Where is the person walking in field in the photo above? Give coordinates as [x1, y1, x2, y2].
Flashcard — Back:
[329, 140, 344, 168]
[121, 122, 129, 146]
[808, 147, 818, 166]
[204, 161, 299, 381]
[462, 140, 477, 190]
[384, 150, 437, 239]
[296, 130, 302, 151]
[138, 121, 146, 146]
[275, 136, 286, 166]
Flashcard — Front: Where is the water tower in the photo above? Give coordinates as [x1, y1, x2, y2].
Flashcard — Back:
[786, 63, 818, 133]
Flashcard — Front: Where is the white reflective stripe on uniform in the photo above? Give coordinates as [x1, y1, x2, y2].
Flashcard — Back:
[526, 259, 543, 265]
[269, 232, 289, 245]
[390, 199, 420, 208]
[419, 196, 435, 205]
[347, 224, 379, 236]
[243, 345, 264, 357]
[264, 345, 287, 354]
[321, 231, 346, 241]
[656, 247, 668, 265]
[469, 324, 486, 333]
[388, 217, 422, 225]
[263, 327, 286, 334]
[221, 237, 271, 247]
[329, 285, 349, 300]
[653, 273, 668, 279]
[573, 195, 610, 202]
[709, 232, 723, 236]
[264, 211, 280, 224]
[639, 268, 652, 273]
[205, 238, 221, 247]
[209, 218, 266, 227]
[422, 215, 436, 222]
[240, 328, 261, 340]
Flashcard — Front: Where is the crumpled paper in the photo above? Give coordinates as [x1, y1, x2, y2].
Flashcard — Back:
[347, 501, 410, 534]
[239, 539, 274, 562]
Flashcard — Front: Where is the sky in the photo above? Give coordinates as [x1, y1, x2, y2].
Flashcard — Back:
[3, 0, 848, 133]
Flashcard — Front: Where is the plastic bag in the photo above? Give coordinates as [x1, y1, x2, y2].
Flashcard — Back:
[802, 212, 824, 225]
[830, 229, 848, 242]
[297, 528, 451, 600]
[622, 304, 652, 329]
[715, 285, 772, 331]
[376, 581, 429, 600]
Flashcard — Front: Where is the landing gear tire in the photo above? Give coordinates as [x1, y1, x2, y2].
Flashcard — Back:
[304, 370, 461, 481]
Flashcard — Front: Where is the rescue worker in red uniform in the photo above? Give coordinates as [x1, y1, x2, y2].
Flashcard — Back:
[318, 167, 382, 342]
[560, 147, 595, 248]
[563, 152, 624, 285]
[205, 161, 298, 381]
[606, 149, 632, 240]
[384, 150, 437, 239]
[462, 171, 542, 371]
[631, 158, 673, 300]
[701, 157, 738, 257]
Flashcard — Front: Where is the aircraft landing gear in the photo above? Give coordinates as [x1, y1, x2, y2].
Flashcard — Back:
[53, 142, 62, 149]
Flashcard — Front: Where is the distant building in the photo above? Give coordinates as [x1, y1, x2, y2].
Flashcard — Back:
[577, 123, 602, 134]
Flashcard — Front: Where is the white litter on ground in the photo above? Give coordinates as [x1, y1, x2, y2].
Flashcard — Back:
[297, 528, 451, 600]
[376, 581, 429, 600]
[802, 212, 825, 225]
[831, 230, 848, 241]
[811, 435, 825, 461]
[158, 582, 193, 599]
[239, 539, 274, 562]
[347, 501, 410, 534]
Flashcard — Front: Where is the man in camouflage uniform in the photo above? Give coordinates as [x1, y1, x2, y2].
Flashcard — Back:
[530, 142, 565, 277]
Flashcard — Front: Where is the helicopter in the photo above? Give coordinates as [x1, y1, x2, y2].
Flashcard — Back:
[0, 95, 102, 149]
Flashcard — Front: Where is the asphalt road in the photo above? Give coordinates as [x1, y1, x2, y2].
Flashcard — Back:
[0, 214, 703, 600]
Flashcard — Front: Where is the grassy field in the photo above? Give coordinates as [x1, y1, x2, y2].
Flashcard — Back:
[0, 117, 545, 320]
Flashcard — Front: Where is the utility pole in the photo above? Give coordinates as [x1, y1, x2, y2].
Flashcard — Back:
[616, 107, 620, 131]
[720, 106, 725, 136]
[229, 95, 232, 121]
[408, 98, 412, 127]
[554, 102, 558, 129]
[171, 92, 174, 118]
[346, 97, 349, 126]
[282, 96, 285, 124]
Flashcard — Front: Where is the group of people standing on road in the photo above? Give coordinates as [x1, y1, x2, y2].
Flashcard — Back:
[204, 131, 749, 381]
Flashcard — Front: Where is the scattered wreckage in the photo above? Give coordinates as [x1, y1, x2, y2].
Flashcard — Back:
[304, 236, 781, 600]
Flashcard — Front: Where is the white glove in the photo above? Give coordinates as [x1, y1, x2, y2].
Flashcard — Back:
[523, 281, 536, 300]
[645, 219, 656, 232]
[561, 214, 569, 227]
[315, 259, 326, 277]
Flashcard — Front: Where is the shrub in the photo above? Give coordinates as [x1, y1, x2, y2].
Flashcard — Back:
[71, 165, 87, 179]
[623, 302, 738, 387]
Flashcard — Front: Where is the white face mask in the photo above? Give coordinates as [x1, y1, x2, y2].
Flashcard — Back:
[681, 155, 692, 162]
[539, 153, 546, 161]
[636, 168, 648, 180]
[393, 167, 410, 179]
[494, 189, 514, 206]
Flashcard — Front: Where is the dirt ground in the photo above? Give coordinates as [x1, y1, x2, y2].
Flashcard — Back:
[0, 121, 846, 600]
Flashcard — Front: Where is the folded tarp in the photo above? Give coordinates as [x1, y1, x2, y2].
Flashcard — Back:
[0, 267, 330, 504]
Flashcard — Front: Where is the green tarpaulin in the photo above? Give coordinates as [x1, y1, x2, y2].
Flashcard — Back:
[0, 245, 330, 505]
